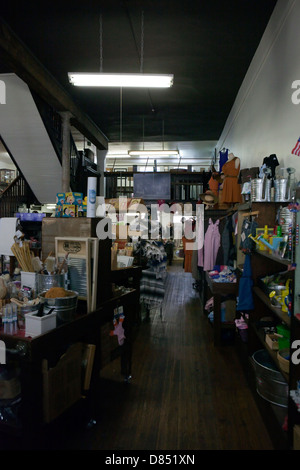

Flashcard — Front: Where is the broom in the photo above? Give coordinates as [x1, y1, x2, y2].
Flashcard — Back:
[11, 241, 34, 272]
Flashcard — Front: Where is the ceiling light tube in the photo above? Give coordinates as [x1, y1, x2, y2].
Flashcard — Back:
[68, 73, 174, 88]
[128, 150, 179, 156]
[106, 155, 129, 159]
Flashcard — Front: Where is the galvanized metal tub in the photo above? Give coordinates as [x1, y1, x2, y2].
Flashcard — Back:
[39, 290, 78, 324]
[274, 179, 290, 202]
[251, 178, 271, 202]
[251, 349, 288, 407]
[37, 273, 65, 295]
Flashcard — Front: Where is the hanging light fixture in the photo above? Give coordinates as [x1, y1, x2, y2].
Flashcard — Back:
[68, 12, 174, 88]
[128, 120, 179, 156]
[68, 73, 173, 88]
[128, 149, 178, 156]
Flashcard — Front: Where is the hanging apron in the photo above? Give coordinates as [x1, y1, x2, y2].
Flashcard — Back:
[236, 253, 254, 311]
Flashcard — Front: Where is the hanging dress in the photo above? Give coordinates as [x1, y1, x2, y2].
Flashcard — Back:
[219, 148, 228, 172]
[220, 157, 243, 204]
[182, 236, 195, 273]
[208, 175, 219, 196]
[203, 218, 221, 271]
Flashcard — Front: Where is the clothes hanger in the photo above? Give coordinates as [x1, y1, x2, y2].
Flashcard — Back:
[241, 210, 259, 218]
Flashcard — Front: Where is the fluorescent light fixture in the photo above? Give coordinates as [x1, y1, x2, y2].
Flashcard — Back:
[68, 73, 174, 88]
[128, 150, 179, 156]
[106, 155, 129, 159]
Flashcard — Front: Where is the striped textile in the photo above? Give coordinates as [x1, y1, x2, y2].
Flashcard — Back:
[140, 269, 166, 308]
[291, 137, 300, 156]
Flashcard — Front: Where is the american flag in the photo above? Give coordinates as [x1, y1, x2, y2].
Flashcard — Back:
[291, 137, 300, 156]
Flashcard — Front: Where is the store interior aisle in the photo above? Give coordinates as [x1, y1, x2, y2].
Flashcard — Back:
[1, 263, 274, 451]
[67, 262, 273, 451]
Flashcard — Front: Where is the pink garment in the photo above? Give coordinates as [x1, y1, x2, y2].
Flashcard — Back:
[203, 218, 220, 271]
[110, 320, 126, 345]
[197, 215, 204, 267]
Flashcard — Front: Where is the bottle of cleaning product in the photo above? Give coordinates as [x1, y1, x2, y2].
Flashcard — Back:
[281, 279, 291, 313]
[260, 225, 269, 251]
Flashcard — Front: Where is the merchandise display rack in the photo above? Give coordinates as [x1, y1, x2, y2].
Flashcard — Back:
[236, 200, 300, 450]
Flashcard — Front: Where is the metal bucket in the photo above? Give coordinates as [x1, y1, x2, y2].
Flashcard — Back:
[274, 179, 290, 202]
[251, 349, 288, 407]
[39, 290, 78, 324]
[251, 178, 271, 202]
[37, 274, 65, 295]
[279, 207, 295, 235]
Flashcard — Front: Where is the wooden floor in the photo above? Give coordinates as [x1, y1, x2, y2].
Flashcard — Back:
[2, 262, 274, 450]
[52, 262, 273, 451]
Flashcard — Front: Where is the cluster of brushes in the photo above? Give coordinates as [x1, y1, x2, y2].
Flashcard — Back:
[11, 237, 69, 275]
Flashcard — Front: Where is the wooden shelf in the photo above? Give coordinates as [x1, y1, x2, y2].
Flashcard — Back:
[253, 325, 289, 383]
[253, 249, 291, 266]
[253, 286, 291, 327]
[205, 273, 237, 295]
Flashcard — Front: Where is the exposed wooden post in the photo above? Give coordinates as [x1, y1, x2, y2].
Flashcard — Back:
[97, 149, 107, 196]
[61, 111, 72, 192]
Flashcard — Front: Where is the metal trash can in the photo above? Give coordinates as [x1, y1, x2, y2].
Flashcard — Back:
[251, 349, 288, 407]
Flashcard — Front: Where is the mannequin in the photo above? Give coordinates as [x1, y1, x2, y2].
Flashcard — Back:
[220, 153, 242, 204]
[227, 152, 240, 169]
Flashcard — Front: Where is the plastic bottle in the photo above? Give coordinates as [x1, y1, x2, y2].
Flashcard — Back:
[261, 225, 269, 251]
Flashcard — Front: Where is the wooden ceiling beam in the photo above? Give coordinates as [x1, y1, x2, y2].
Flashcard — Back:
[0, 18, 108, 150]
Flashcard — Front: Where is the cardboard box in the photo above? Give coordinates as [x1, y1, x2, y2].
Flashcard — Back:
[55, 206, 63, 217]
[25, 311, 57, 337]
[56, 193, 65, 205]
[62, 204, 76, 217]
[65, 192, 83, 205]
[42, 343, 82, 423]
[265, 333, 279, 350]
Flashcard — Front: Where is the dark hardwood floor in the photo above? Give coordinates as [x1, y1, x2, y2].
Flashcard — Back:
[1, 262, 274, 451]
[62, 262, 273, 451]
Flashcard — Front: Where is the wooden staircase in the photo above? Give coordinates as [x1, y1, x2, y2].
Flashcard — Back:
[0, 174, 38, 218]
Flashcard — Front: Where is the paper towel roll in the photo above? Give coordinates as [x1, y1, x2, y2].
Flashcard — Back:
[87, 177, 97, 217]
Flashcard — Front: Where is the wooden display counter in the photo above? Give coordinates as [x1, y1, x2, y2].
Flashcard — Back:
[205, 272, 237, 346]
[0, 289, 138, 443]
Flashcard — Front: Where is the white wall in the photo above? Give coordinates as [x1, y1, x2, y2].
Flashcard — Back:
[0, 74, 63, 204]
[217, 0, 300, 180]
